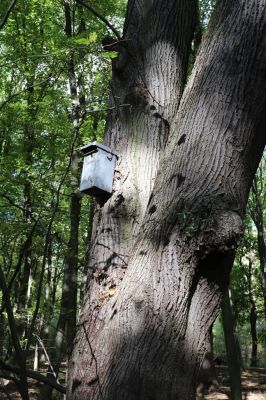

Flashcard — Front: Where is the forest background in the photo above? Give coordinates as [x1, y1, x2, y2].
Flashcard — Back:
[0, 0, 265, 399]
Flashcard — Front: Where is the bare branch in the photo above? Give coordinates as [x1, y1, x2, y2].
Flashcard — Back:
[75, 0, 121, 39]
[33, 334, 58, 382]
[1, 194, 38, 222]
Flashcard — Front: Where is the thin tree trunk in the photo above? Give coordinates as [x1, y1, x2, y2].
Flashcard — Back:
[249, 300, 258, 367]
[51, 260, 58, 309]
[257, 231, 266, 316]
[18, 80, 34, 314]
[41, 238, 53, 344]
[247, 258, 258, 367]
[222, 290, 242, 400]
[250, 173, 266, 319]
[0, 303, 6, 357]
[40, 2, 84, 398]
[62, 0, 84, 354]
[48, 192, 81, 380]
[38, 238, 53, 367]
[34, 342, 39, 371]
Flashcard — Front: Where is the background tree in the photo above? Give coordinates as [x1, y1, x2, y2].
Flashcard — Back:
[0, 0, 125, 397]
[249, 156, 266, 320]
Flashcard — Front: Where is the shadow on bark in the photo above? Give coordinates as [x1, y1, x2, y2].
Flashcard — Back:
[70, 325, 201, 400]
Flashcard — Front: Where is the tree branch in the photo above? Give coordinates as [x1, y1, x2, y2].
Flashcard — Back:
[1, 194, 37, 222]
[33, 334, 58, 382]
[0, 0, 17, 31]
[75, 0, 121, 39]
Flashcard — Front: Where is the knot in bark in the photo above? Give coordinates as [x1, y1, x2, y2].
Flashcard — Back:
[194, 210, 243, 257]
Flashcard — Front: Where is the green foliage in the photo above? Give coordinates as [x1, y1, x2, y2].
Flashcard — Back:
[0, 0, 126, 367]
[104, 50, 119, 59]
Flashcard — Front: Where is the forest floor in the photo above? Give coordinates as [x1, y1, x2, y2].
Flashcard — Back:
[0, 366, 265, 399]
[204, 366, 266, 400]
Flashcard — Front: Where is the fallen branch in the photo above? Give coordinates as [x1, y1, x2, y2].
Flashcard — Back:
[0, 361, 66, 394]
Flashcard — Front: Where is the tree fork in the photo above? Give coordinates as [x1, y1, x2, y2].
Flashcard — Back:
[73, 0, 197, 327]
[68, 0, 266, 399]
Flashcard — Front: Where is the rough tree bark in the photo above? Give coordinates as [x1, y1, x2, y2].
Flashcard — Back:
[68, 1, 266, 399]
[196, 326, 217, 398]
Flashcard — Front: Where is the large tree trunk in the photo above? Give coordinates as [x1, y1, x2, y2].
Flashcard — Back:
[68, 1, 266, 399]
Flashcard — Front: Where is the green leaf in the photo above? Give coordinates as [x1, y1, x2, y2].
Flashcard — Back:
[73, 32, 98, 46]
[104, 51, 118, 59]
[73, 38, 92, 46]
[89, 32, 97, 43]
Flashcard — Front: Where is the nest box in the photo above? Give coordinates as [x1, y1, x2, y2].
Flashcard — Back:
[80, 141, 117, 198]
